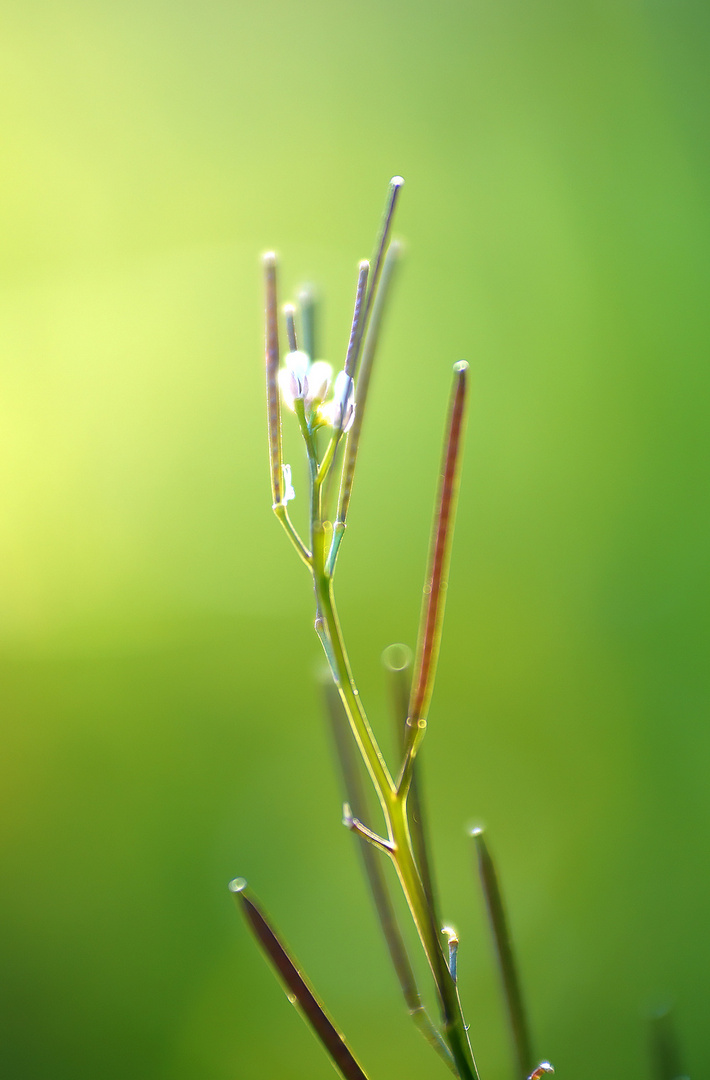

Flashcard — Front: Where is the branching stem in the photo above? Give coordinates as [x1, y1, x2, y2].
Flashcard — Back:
[310, 519, 480, 1080]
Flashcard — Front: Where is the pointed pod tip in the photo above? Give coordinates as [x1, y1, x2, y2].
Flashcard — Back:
[390, 175, 405, 188]
[228, 877, 248, 894]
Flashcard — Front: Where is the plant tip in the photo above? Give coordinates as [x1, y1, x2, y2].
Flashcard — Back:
[454, 360, 469, 374]
[262, 251, 277, 267]
[469, 825, 484, 838]
[390, 175, 405, 188]
[441, 925, 459, 945]
[228, 877, 247, 893]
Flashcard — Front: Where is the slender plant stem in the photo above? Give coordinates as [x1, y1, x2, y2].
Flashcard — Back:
[311, 537, 479, 1080]
[273, 504, 311, 566]
[310, 356, 478, 1080]
[323, 680, 456, 1073]
[314, 565, 394, 807]
[384, 643, 440, 935]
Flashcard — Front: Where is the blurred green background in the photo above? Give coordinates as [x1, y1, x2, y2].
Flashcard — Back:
[1, 1, 709, 1077]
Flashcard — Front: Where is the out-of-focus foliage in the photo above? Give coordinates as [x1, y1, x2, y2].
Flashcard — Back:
[1, 2, 708, 1078]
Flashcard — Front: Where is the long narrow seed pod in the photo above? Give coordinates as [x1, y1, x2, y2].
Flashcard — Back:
[350, 175, 404, 378]
[326, 181, 403, 572]
[472, 828, 534, 1079]
[264, 252, 283, 506]
[403, 361, 469, 770]
[329, 241, 401, 570]
[345, 261, 370, 377]
[230, 879, 371, 1080]
[284, 302, 298, 353]
[322, 679, 455, 1073]
[298, 284, 317, 361]
[317, 260, 370, 498]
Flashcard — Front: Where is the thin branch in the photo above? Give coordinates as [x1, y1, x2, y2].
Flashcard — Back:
[273, 503, 311, 567]
[230, 879, 371, 1080]
[343, 804, 394, 854]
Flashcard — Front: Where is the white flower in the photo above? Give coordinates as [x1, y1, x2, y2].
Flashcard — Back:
[279, 352, 333, 413]
[319, 371, 355, 433]
[278, 351, 310, 410]
[304, 360, 332, 407]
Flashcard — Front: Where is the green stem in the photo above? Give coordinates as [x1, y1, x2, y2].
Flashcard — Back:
[311, 544, 479, 1080]
[273, 503, 311, 566]
[388, 797, 480, 1080]
[322, 679, 456, 1074]
[313, 563, 394, 809]
[290, 322, 479, 1080]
